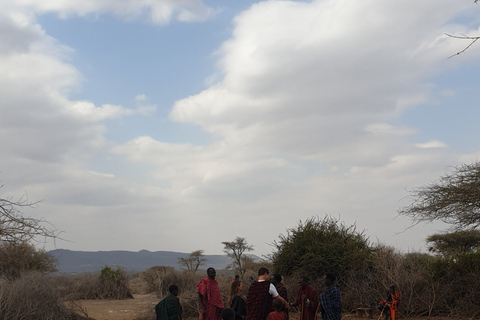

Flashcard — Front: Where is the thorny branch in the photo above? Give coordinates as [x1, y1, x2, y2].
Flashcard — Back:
[446, 0, 479, 57]
[446, 33, 480, 58]
[0, 190, 59, 244]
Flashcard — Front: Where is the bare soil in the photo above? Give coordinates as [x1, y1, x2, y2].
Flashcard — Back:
[74, 296, 459, 320]
[73, 293, 158, 320]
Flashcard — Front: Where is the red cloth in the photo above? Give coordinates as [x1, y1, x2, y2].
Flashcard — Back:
[295, 285, 319, 320]
[379, 290, 401, 320]
[268, 311, 287, 320]
[197, 277, 224, 320]
[274, 283, 289, 315]
[246, 281, 273, 320]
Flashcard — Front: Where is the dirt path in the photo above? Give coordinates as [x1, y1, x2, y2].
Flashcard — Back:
[73, 293, 158, 320]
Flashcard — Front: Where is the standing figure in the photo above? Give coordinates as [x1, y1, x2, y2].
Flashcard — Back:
[245, 267, 288, 320]
[271, 274, 288, 315]
[229, 280, 246, 320]
[197, 267, 224, 320]
[268, 299, 289, 320]
[155, 285, 183, 320]
[290, 276, 319, 320]
[378, 285, 401, 320]
[319, 273, 341, 320]
[222, 308, 237, 320]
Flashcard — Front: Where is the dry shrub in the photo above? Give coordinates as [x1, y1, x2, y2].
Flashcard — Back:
[141, 266, 176, 294]
[97, 265, 133, 299]
[54, 266, 133, 301]
[0, 241, 57, 280]
[0, 272, 83, 320]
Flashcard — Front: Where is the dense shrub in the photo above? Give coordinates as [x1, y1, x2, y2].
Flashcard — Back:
[98, 265, 133, 299]
[271, 216, 373, 280]
[270, 216, 373, 312]
[0, 272, 82, 320]
[54, 266, 133, 301]
[0, 241, 57, 280]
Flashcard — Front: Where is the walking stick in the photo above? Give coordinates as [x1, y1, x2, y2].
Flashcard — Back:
[377, 308, 384, 320]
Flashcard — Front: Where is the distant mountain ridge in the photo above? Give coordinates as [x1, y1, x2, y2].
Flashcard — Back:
[49, 249, 236, 273]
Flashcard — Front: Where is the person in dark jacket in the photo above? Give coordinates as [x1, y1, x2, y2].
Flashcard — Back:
[155, 285, 183, 320]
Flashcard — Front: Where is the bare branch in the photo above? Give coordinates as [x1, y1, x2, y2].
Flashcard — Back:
[1, 190, 59, 244]
[445, 33, 480, 58]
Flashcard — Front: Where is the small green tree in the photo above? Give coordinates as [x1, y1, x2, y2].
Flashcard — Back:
[98, 266, 132, 299]
[178, 250, 206, 272]
[222, 237, 253, 278]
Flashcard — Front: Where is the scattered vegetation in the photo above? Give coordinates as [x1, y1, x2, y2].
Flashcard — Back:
[178, 250, 207, 272]
[3, 161, 480, 318]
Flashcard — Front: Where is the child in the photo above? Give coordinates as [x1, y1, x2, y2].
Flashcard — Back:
[267, 299, 288, 320]
[222, 308, 236, 320]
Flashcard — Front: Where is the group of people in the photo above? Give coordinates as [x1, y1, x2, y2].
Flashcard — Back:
[155, 267, 342, 320]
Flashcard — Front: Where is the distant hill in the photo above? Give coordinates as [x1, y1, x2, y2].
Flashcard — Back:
[49, 249, 260, 274]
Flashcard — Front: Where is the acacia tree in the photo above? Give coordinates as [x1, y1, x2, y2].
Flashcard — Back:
[399, 162, 480, 229]
[1, 192, 58, 243]
[222, 237, 253, 278]
[178, 250, 207, 272]
[0, 187, 59, 280]
[426, 229, 480, 257]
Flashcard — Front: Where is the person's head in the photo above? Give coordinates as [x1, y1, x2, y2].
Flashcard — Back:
[389, 284, 396, 292]
[207, 267, 216, 279]
[297, 276, 309, 289]
[221, 308, 236, 320]
[271, 274, 282, 285]
[230, 280, 243, 297]
[258, 267, 270, 280]
[324, 273, 336, 286]
[234, 275, 240, 281]
[272, 298, 283, 312]
[169, 285, 179, 296]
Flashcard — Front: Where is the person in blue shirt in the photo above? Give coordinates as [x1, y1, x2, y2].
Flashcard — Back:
[319, 273, 341, 320]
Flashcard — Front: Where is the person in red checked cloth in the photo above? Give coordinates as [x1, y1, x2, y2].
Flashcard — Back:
[245, 267, 289, 320]
[378, 285, 401, 320]
[290, 276, 319, 320]
[197, 267, 224, 320]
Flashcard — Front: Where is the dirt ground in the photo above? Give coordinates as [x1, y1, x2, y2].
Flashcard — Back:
[73, 293, 159, 320]
[73, 296, 459, 320]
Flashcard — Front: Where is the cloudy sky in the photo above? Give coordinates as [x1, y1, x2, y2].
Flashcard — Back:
[1, 0, 480, 257]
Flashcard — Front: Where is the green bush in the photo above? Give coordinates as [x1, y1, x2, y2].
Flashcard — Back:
[97, 265, 133, 299]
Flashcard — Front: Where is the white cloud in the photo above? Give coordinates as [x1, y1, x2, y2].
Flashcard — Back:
[4, 0, 216, 24]
[1, 0, 479, 255]
[416, 141, 448, 149]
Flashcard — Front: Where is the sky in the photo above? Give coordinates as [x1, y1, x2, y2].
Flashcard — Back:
[1, 0, 480, 258]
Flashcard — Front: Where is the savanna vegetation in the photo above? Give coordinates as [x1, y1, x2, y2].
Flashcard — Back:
[1, 161, 480, 319]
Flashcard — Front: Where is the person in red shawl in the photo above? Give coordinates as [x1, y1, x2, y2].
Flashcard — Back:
[271, 274, 288, 315]
[197, 267, 224, 320]
[245, 267, 288, 320]
[378, 285, 401, 320]
[290, 276, 319, 320]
